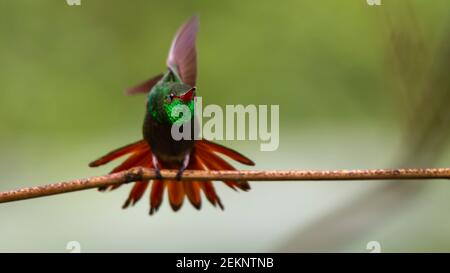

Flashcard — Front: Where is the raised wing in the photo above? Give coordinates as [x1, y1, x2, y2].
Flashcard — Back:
[125, 73, 164, 95]
[166, 16, 199, 87]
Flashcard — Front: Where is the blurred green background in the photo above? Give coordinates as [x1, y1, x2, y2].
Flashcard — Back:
[0, 0, 449, 252]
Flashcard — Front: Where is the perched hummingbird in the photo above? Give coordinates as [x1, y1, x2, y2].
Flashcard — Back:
[89, 16, 254, 214]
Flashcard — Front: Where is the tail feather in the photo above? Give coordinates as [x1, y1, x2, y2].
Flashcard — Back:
[202, 181, 224, 210]
[89, 140, 148, 167]
[149, 180, 165, 215]
[184, 181, 202, 210]
[122, 156, 153, 207]
[197, 148, 251, 191]
[110, 149, 149, 174]
[167, 181, 185, 211]
[197, 139, 255, 166]
[98, 145, 150, 191]
[90, 139, 253, 214]
[122, 181, 149, 209]
[193, 155, 224, 209]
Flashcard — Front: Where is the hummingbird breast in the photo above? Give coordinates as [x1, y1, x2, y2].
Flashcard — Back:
[142, 111, 196, 164]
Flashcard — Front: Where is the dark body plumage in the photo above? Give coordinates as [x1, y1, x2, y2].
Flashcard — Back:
[143, 108, 196, 164]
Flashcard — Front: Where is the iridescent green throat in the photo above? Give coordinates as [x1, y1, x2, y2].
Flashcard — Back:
[163, 99, 195, 125]
[148, 89, 195, 125]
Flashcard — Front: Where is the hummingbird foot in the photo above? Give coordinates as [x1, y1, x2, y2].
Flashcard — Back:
[176, 153, 191, 181]
[152, 155, 163, 180]
[155, 168, 163, 180]
[175, 170, 183, 181]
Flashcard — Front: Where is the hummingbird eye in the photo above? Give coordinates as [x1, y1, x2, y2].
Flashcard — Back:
[168, 93, 175, 102]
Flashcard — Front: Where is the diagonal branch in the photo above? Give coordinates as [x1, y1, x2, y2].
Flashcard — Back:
[0, 167, 449, 204]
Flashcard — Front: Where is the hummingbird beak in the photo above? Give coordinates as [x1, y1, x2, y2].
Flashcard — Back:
[179, 87, 196, 102]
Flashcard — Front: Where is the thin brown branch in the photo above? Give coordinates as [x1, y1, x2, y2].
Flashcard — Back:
[0, 167, 449, 204]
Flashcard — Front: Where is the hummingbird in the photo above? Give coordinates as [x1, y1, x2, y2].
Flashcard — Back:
[89, 16, 254, 214]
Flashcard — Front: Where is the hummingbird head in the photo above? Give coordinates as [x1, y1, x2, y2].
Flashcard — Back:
[147, 82, 196, 124]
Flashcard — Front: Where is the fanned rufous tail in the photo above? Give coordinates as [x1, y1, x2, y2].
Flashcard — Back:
[89, 139, 254, 214]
